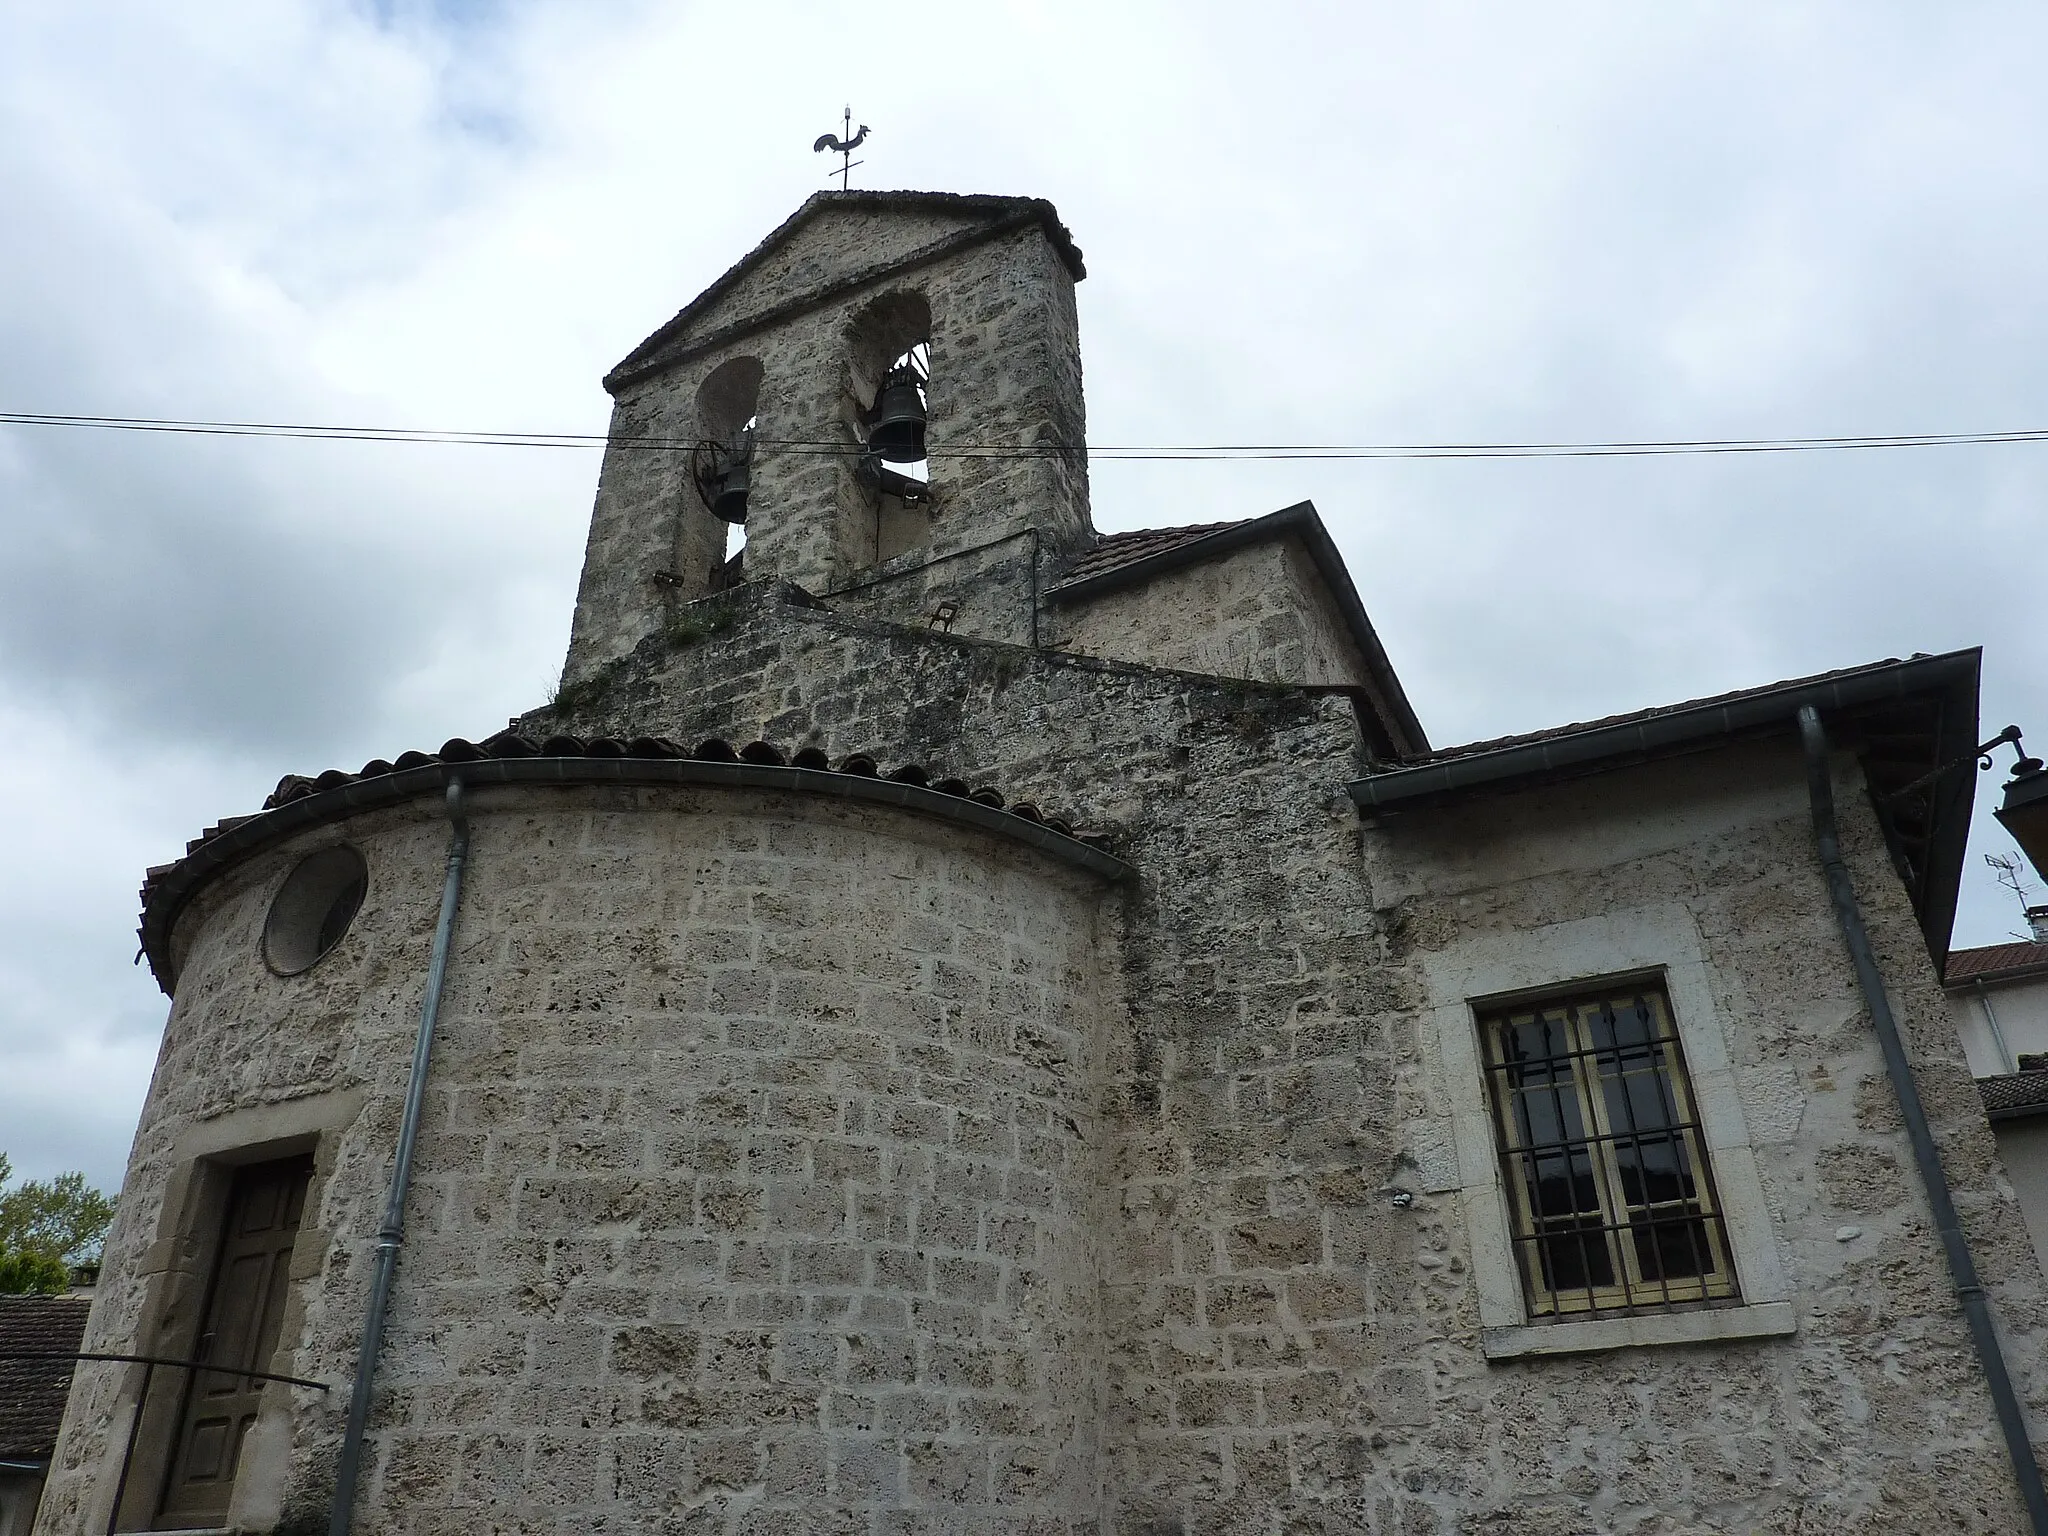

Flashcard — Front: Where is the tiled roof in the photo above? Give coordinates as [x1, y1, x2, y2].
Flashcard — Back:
[1057, 521, 1248, 586]
[1980, 1071, 2048, 1119]
[139, 731, 1122, 994]
[1947, 940, 2048, 985]
[148, 732, 1106, 883]
[1348, 647, 1982, 971]
[1424, 658, 1908, 764]
[0, 1295, 90, 1460]
[252, 732, 1098, 839]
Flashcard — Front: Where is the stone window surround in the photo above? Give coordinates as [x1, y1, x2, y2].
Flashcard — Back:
[1416, 902, 1796, 1361]
[95, 1088, 358, 1535]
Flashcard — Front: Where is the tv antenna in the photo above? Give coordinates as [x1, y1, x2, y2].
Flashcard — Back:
[814, 107, 869, 190]
[1989, 850, 2037, 906]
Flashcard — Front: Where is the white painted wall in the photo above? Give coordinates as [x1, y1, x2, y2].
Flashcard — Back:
[1995, 1119, 2048, 1278]
[0, 1474, 46, 1536]
[1947, 969, 2048, 1076]
[1945, 970, 2048, 1277]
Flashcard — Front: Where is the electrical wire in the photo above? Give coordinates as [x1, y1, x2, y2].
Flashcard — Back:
[6, 410, 2048, 460]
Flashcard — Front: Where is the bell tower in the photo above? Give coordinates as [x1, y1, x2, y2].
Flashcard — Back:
[563, 191, 1091, 685]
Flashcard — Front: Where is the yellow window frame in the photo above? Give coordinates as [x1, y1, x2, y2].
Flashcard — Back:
[1481, 983, 1740, 1319]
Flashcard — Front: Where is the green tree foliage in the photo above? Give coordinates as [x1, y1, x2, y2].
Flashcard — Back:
[0, 1248, 70, 1295]
[0, 1152, 116, 1294]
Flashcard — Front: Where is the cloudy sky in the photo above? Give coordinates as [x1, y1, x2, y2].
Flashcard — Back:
[3, 1, 2045, 1192]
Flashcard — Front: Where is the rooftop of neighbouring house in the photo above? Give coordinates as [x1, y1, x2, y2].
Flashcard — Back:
[0, 1294, 91, 1462]
[1979, 1069, 2048, 1120]
[1946, 938, 2048, 986]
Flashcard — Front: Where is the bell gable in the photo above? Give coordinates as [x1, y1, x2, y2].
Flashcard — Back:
[606, 191, 1085, 392]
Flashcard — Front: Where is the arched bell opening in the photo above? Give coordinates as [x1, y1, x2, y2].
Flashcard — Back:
[844, 292, 933, 566]
[868, 341, 930, 482]
[692, 356, 764, 587]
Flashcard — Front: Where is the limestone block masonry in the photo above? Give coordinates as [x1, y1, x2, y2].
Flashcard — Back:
[48, 787, 1120, 1535]
[1048, 535, 1372, 689]
[38, 191, 2048, 1535]
[566, 195, 1089, 687]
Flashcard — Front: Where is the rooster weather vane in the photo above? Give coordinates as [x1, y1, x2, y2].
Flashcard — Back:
[814, 107, 869, 190]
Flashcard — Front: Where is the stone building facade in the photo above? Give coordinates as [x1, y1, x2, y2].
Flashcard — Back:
[34, 191, 2048, 1533]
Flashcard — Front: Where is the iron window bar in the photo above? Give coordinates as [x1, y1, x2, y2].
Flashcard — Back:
[1479, 985, 1742, 1319]
[0, 1349, 330, 1536]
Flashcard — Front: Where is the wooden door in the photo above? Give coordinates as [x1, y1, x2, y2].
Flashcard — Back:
[156, 1156, 311, 1529]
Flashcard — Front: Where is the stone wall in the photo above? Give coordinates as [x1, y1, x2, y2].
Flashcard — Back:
[825, 533, 1042, 651]
[55, 166, 2048, 1534]
[529, 588, 2048, 1533]
[53, 582, 2048, 1533]
[1047, 536, 1371, 688]
[565, 353, 744, 693]
[642, 207, 985, 357]
[565, 206, 1089, 688]
[40, 785, 1118, 1535]
[1342, 740, 2045, 1531]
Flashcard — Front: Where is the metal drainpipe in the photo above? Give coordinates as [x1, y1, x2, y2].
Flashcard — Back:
[1977, 978, 2019, 1077]
[1798, 707, 2048, 1531]
[328, 779, 471, 1536]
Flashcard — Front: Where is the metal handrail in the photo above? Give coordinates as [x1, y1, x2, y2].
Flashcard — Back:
[0, 1349, 330, 1391]
[0, 1348, 330, 1535]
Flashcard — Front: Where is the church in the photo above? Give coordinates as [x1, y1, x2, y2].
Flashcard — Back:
[36, 191, 2048, 1533]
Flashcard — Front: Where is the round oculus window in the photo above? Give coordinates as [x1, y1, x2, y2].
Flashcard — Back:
[263, 846, 368, 975]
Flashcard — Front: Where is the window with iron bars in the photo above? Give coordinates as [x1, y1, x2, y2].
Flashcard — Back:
[1479, 980, 1739, 1318]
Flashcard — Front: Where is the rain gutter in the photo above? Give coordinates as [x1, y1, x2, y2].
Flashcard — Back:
[1344, 648, 1980, 958]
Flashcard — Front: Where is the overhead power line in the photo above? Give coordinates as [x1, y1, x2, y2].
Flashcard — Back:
[6, 410, 2048, 460]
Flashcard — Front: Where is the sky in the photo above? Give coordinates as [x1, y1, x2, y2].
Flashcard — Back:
[3, 0, 2046, 1192]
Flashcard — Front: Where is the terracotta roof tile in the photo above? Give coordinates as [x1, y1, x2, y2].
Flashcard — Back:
[0, 1295, 91, 1459]
[1979, 1071, 2048, 1118]
[1058, 521, 1249, 586]
[140, 732, 1116, 963]
[1946, 940, 2048, 985]
[249, 732, 1095, 845]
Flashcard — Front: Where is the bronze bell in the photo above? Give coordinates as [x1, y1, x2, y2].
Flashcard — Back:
[867, 366, 927, 463]
[711, 432, 752, 524]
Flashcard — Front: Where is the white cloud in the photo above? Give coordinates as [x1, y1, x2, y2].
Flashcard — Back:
[2, 0, 2045, 1185]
